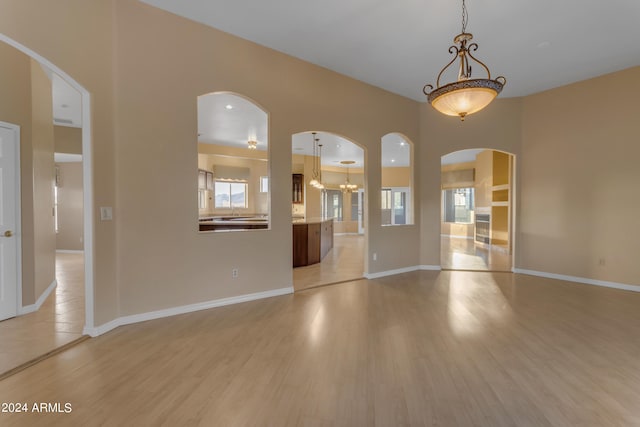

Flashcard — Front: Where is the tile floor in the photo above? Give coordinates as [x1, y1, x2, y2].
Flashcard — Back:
[293, 234, 365, 291]
[0, 252, 85, 376]
[440, 236, 512, 271]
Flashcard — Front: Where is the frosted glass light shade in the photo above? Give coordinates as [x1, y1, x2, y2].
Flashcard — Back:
[428, 79, 504, 120]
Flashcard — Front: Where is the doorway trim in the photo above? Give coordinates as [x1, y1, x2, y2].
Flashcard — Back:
[0, 33, 95, 331]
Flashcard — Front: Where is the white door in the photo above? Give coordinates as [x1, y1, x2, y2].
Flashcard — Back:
[0, 124, 19, 321]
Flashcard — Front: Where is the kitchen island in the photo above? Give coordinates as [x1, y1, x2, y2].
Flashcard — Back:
[293, 218, 333, 267]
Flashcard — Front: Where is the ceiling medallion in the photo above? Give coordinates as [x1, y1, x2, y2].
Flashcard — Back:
[423, 0, 506, 121]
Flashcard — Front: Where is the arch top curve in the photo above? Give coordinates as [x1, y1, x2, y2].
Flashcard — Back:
[197, 91, 269, 115]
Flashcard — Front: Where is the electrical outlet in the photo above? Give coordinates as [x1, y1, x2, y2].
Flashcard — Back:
[598, 258, 606, 266]
[232, 268, 239, 278]
[373, 252, 377, 261]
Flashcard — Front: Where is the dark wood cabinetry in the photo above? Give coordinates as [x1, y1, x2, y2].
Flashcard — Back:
[292, 219, 333, 267]
[292, 174, 304, 204]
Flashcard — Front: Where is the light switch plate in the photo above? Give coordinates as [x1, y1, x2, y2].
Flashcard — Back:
[100, 207, 113, 221]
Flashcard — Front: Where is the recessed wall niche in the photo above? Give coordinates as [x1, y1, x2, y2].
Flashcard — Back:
[381, 133, 413, 226]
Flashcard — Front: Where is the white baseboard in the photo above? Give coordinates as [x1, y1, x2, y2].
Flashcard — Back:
[365, 265, 442, 279]
[441, 234, 474, 240]
[513, 268, 640, 293]
[83, 286, 294, 337]
[56, 249, 84, 254]
[19, 279, 57, 315]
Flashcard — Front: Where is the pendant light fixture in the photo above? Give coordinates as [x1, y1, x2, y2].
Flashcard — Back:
[339, 161, 358, 193]
[423, 0, 506, 121]
[308, 132, 324, 189]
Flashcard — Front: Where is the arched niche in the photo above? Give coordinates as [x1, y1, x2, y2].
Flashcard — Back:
[381, 133, 414, 226]
[196, 92, 270, 232]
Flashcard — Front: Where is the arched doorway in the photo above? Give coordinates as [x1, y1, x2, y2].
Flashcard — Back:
[0, 33, 94, 375]
[440, 148, 515, 271]
[291, 131, 366, 290]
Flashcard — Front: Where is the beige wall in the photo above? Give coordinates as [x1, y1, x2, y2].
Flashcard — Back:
[0, 0, 118, 325]
[111, 0, 419, 317]
[54, 125, 82, 154]
[381, 167, 410, 188]
[55, 162, 84, 251]
[420, 98, 523, 266]
[519, 67, 640, 286]
[3, 0, 638, 331]
[0, 41, 36, 304]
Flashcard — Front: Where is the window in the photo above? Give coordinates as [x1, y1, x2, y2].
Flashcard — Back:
[215, 181, 248, 208]
[259, 176, 269, 193]
[443, 187, 474, 223]
[381, 188, 410, 225]
[322, 189, 343, 221]
[350, 192, 359, 221]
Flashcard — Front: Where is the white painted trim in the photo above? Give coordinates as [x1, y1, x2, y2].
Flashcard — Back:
[19, 280, 57, 315]
[364, 264, 442, 279]
[0, 33, 95, 333]
[513, 269, 640, 293]
[0, 122, 22, 315]
[83, 286, 294, 337]
[56, 249, 84, 254]
[420, 265, 442, 271]
[440, 234, 474, 240]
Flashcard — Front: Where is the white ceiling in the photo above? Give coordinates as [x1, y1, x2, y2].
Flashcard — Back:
[441, 149, 483, 165]
[292, 132, 365, 168]
[140, 0, 640, 101]
[52, 73, 82, 128]
[198, 92, 268, 150]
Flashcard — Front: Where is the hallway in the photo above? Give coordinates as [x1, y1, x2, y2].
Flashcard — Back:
[0, 253, 85, 377]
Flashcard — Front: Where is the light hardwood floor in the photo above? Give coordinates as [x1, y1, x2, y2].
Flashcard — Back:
[1, 271, 640, 426]
[0, 253, 85, 376]
[441, 236, 512, 271]
[293, 233, 364, 291]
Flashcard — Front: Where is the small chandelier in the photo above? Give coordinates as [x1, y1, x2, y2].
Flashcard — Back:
[247, 140, 258, 150]
[308, 132, 325, 189]
[339, 161, 358, 193]
[423, 0, 506, 121]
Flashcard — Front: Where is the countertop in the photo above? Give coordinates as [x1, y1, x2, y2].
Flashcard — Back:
[292, 217, 334, 225]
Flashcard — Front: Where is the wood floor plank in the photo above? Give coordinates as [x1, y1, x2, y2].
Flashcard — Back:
[1, 271, 640, 426]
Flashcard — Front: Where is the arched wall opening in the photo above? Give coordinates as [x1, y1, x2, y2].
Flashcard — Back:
[196, 91, 270, 232]
[0, 33, 94, 331]
[440, 148, 516, 271]
[291, 131, 367, 290]
[381, 133, 414, 226]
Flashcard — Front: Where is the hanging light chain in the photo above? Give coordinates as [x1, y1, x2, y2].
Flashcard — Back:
[461, 0, 468, 34]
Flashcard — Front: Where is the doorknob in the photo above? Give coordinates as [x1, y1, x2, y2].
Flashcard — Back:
[3, 231, 12, 238]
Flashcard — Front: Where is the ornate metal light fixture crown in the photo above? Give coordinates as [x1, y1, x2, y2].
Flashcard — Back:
[423, 0, 506, 121]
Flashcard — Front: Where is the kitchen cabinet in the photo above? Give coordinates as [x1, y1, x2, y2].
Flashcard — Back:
[292, 218, 333, 267]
